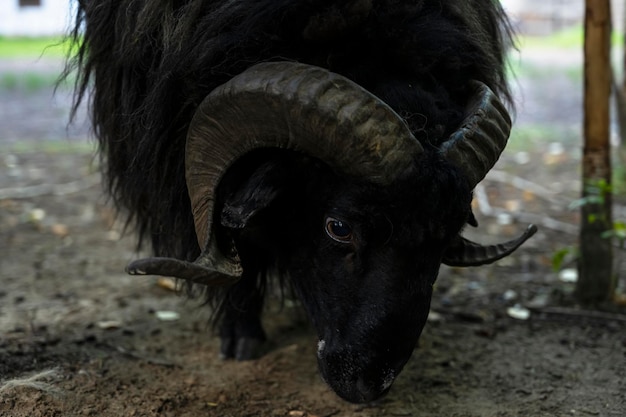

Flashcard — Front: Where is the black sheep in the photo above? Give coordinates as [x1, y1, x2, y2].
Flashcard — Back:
[66, 0, 536, 403]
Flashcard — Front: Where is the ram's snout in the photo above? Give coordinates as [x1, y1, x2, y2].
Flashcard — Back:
[316, 338, 408, 403]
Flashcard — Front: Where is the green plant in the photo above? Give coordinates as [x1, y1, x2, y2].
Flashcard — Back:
[553, 179, 619, 272]
[0, 36, 69, 58]
[1, 73, 19, 89]
[518, 25, 623, 50]
[569, 179, 612, 222]
[552, 246, 578, 272]
[0, 140, 95, 155]
[602, 221, 626, 248]
[507, 124, 579, 152]
[0, 71, 62, 92]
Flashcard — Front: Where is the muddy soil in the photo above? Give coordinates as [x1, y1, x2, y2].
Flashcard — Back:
[1, 50, 625, 417]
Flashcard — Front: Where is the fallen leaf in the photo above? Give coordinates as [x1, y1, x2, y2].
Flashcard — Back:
[427, 311, 443, 322]
[155, 311, 180, 321]
[613, 293, 626, 306]
[29, 208, 46, 223]
[157, 277, 177, 291]
[507, 305, 530, 320]
[503, 289, 518, 301]
[558, 268, 578, 283]
[50, 223, 69, 237]
[504, 199, 521, 212]
[522, 190, 536, 202]
[97, 320, 122, 329]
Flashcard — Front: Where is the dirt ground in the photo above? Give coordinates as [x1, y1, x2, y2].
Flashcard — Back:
[1, 47, 626, 417]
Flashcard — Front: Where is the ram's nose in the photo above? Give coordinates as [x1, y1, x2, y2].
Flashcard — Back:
[353, 373, 395, 403]
[317, 342, 397, 403]
[322, 366, 395, 403]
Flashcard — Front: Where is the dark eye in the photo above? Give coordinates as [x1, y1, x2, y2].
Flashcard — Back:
[325, 217, 353, 243]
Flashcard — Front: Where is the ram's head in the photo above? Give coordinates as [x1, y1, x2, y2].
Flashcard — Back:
[127, 62, 535, 403]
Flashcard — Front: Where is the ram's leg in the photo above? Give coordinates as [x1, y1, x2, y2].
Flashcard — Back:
[218, 269, 266, 361]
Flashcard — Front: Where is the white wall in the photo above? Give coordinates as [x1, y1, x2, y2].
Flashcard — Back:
[0, 0, 75, 37]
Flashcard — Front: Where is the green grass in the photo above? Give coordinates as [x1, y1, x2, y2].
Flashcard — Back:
[0, 71, 66, 91]
[0, 139, 96, 155]
[519, 25, 624, 50]
[0, 37, 77, 92]
[0, 36, 71, 59]
[507, 124, 581, 152]
[507, 57, 583, 82]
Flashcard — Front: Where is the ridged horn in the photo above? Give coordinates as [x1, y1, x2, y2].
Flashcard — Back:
[127, 61, 423, 283]
[440, 81, 512, 190]
[438, 84, 536, 264]
[442, 224, 537, 267]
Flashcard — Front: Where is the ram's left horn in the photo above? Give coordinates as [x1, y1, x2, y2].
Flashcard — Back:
[442, 224, 537, 267]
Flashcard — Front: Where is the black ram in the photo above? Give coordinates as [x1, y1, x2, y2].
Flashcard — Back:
[66, 0, 536, 403]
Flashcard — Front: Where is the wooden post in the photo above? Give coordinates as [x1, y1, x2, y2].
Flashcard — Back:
[616, 3, 626, 166]
[578, 0, 615, 305]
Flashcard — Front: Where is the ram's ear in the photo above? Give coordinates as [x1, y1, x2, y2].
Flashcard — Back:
[219, 161, 289, 229]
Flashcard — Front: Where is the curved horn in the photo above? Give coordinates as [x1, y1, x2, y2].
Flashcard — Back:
[442, 224, 537, 267]
[128, 61, 423, 283]
[439, 88, 536, 264]
[439, 81, 512, 190]
[126, 257, 237, 286]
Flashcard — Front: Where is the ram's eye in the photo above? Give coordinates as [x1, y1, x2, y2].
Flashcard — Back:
[325, 217, 353, 243]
